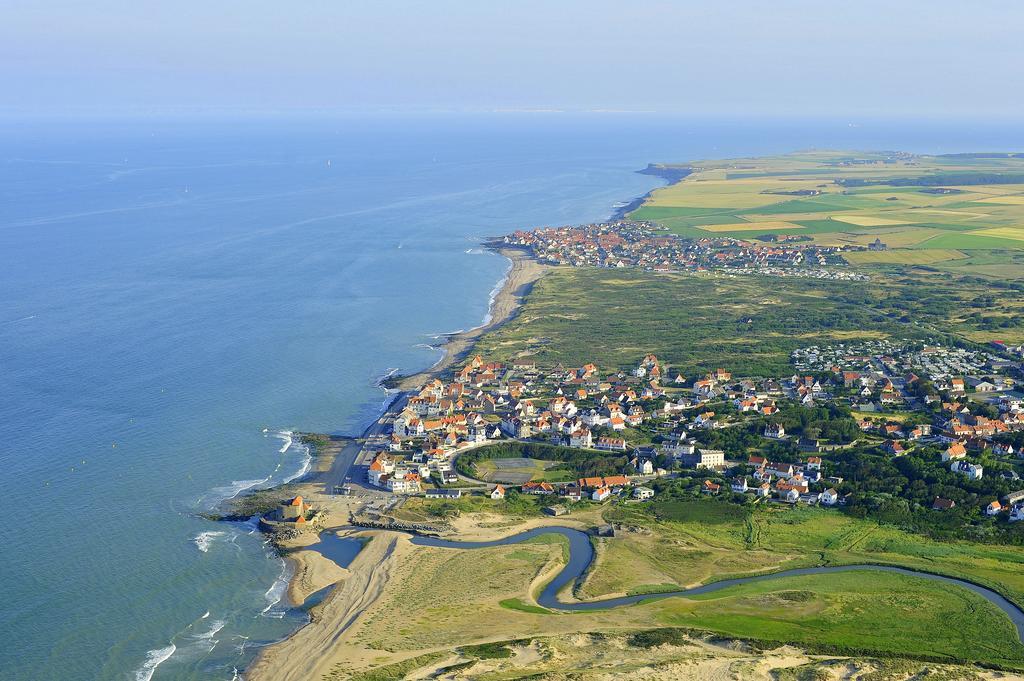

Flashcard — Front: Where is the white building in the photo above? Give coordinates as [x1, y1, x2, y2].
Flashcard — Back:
[633, 487, 654, 500]
[950, 460, 983, 480]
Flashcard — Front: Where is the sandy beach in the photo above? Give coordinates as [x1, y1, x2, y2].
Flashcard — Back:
[247, 244, 553, 680]
[393, 244, 550, 392]
[247, 529, 409, 681]
[247, 511, 591, 681]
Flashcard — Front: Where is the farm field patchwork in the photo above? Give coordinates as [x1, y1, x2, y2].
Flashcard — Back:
[971, 227, 1024, 242]
[829, 214, 912, 227]
[698, 220, 803, 232]
[974, 195, 1024, 205]
[632, 152, 1024, 267]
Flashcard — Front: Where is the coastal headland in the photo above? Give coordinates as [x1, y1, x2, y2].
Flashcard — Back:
[241, 241, 558, 679]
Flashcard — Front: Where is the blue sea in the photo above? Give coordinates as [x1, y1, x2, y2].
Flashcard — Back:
[2, 114, 1024, 680]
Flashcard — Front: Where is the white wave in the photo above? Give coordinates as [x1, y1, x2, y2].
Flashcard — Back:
[195, 619, 226, 640]
[133, 644, 176, 681]
[260, 559, 290, 616]
[280, 442, 311, 485]
[192, 531, 227, 553]
[377, 367, 400, 384]
[480, 264, 511, 327]
[464, 247, 485, 254]
[273, 430, 293, 454]
[210, 477, 270, 502]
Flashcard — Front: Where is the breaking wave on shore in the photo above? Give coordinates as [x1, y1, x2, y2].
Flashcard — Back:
[480, 258, 513, 327]
[260, 558, 291, 619]
[133, 644, 176, 681]
[192, 530, 228, 553]
[199, 429, 311, 509]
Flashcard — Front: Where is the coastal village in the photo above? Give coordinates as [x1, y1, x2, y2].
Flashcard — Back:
[502, 219, 870, 281]
[329, 338, 1024, 522]
[242, 177, 1024, 679]
[260, 218, 1024, 537]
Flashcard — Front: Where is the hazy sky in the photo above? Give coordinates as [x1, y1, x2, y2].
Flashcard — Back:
[2, 0, 1022, 117]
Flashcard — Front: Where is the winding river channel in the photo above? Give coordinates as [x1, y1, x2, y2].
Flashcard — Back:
[410, 526, 1024, 640]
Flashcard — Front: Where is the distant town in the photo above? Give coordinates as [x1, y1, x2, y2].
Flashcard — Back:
[502, 219, 871, 280]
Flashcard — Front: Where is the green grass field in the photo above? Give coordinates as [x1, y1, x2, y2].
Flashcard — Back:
[471, 266, 1024, 374]
[598, 501, 1024, 612]
[474, 457, 571, 483]
[356, 499, 1024, 669]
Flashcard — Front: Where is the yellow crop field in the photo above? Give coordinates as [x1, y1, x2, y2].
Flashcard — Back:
[699, 221, 802, 232]
[830, 214, 912, 227]
[953, 184, 1024, 196]
[647, 177, 828, 209]
[844, 249, 967, 265]
[743, 212, 841, 222]
[907, 208, 990, 219]
[812, 227, 942, 249]
[970, 227, 1024, 242]
[973, 195, 1024, 205]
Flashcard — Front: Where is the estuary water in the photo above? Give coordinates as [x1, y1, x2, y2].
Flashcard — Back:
[2, 114, 1024, 680]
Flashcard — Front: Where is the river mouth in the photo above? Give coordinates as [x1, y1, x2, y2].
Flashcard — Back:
[411, 525, 1024, 641]
[306, 532, 365, 568]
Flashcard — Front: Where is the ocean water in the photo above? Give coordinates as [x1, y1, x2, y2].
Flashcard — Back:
[2, 114, 1024, 680]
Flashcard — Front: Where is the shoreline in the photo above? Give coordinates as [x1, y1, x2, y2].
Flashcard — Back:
[610, 163, 693, 220]
[242, 166, 688, 678]
[390, 243, 551, 393]
[243, 241, 551, 679]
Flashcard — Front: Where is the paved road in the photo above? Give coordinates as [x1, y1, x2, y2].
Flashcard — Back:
[314, 392, 408, 495]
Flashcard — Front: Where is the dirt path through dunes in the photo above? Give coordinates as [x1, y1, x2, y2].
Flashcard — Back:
[247, 532, 403, 681]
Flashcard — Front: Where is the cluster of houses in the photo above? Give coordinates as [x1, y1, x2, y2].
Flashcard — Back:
[501, 220, 866, 280]
[367, 353, 792, 498]
[358, 340, 1023, 523]
[505, 474, 647, 503]
[869, 399, 1022, 469]
[713, 454, 842, 506]
[792, 340, 1018, 392]
[368, 354, 711, 495]
[985, 490, 1024, 522]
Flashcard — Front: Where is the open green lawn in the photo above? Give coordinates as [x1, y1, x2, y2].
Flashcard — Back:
[474, 457, 572, 483]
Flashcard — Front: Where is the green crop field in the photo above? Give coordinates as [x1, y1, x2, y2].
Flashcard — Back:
[844, 248, 966, 265]
[633, 152, 1024, 273]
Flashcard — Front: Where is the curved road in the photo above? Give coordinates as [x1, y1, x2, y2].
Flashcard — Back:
[410, 526, 1024, 640]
